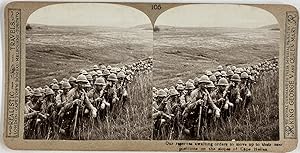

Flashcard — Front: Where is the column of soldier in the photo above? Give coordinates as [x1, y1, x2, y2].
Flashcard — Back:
[24, 58, 153, 140]
[152, 57, 278, 140]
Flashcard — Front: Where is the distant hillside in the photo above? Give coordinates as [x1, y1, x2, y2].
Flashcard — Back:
[258, 24, 280, 31]
[26, 24, 153, 87]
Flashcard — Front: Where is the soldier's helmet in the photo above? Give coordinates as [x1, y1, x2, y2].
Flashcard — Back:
[164, 88, 169, 94]
[231, 66, 237, 71]
[25, 88, 31, 97]
[185, 82, 195, 90]
[199, 75, 210, 83]
[84, 82, 92, 88]
[227, 70, 234, 76]
[110, 67, 117, 74]
[93, 65, 99, 70]
[90, 71, 98, 77]
[117, 71, 126, 79]
[86, 74, 93, 81]
[51, 84, 60, 90]
[169, 88, 179, 96]
[52, 79, 58, 84]
[234, 68, 241, 74]
[231, 74, 241, 82]
[102, 69, 111, 76]
[217, 65, 223, 71]
[209, 75, 217, 82]
[62, 81, 72, 89]
[226, 66, 231, 71]
[116, 67, 121, 72]
[206, 81, 215, 88]
[58, 80, 64, 85]
[241, 72, 249, 79]
[194, 77, 200, 85]
[249, 75, 255, 81]
[214, 71, 222, 77]
[100, 65, 106, 71]
[107, 65, 112, 70]
[69, 76, 76, 82]
[187, 79, 194, 85]
[77, 74, 89, 83]
[157, 89, 167, 97]
[246, 70, 251, 75]
[221, 71, 227, 77]
[45, 88, 55, 96]
[96, 70, 103, 76]
[217, 78, 229, 86]
[95, 77, 106, 86]
[177, 79, 184, 85]
[107, 73, 118, 82]
[176, 84, 185, 91]
[205, 70, 213, 76]
[80, 70, 89, 75]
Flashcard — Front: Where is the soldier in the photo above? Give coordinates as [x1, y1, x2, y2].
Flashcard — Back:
[240, 72, 252, 110]
[69, 76, 77, 89]
[24, 88, 40, 139]
[182, 75, 220, 139]
[86, 74, 93, 86]
[211, 78, 232, 120]
[93, 65, 99, 72]
[116, 71, 128, 108]
[102, 69, 110, 81]
[88, 77, 109, 121]
[58, 74, 97, 139]
[165, 87, 182, 140]
[194, 77, 200, 89]
[153, 89, 171, 139]
[216, 71, 222, 80]
[30, 88, 44, 111]
[40, 88, 58, 139]
[89, 71, 98, 86]
[176, 84, 185, 97]
[217, 65, 223, 72]
[104, 73, 119, 115]
[209, 75, 217, 85]
[227, 70, 234, 80]
[51, 84, 60, 97]
[228, 74, 242, 115]
[56, 81, 71, 106]
[179, 82, 195, 108]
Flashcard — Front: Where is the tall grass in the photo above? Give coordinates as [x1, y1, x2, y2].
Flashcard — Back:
[79, 71, 153, 140]
[200, 70, 279, 141]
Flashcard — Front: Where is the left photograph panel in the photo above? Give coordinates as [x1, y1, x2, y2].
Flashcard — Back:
[24, 3, 153, 140]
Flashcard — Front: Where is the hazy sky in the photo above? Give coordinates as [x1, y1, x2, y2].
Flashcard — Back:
[28, 3, 278, 28]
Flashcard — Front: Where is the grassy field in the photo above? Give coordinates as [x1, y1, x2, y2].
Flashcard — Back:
[25, 24, 153, 140]
[153, 25, 279, 141]
[26, 24, 153, 88]
[153, 25, 279, 88]
[26, 23, 280, 140]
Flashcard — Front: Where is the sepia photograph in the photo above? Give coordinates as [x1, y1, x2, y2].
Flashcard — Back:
[152, 4, 280, 141]
[24, 3, 153, 140]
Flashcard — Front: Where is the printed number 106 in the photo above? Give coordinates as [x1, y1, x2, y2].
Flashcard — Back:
[152, 4, 161, 10]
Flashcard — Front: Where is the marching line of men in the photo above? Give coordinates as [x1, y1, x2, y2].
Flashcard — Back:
[152, 57, 278, 140]
[24, 58, 153, 140]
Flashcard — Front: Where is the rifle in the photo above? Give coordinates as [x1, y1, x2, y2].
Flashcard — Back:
[72, 104, 79, 138]
[196, 99, 203, 138]
[72, 89, 86, 138]
[196, 89, 209, 138]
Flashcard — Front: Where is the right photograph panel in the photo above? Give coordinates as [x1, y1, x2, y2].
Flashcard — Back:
[152, 4, 280, 141]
